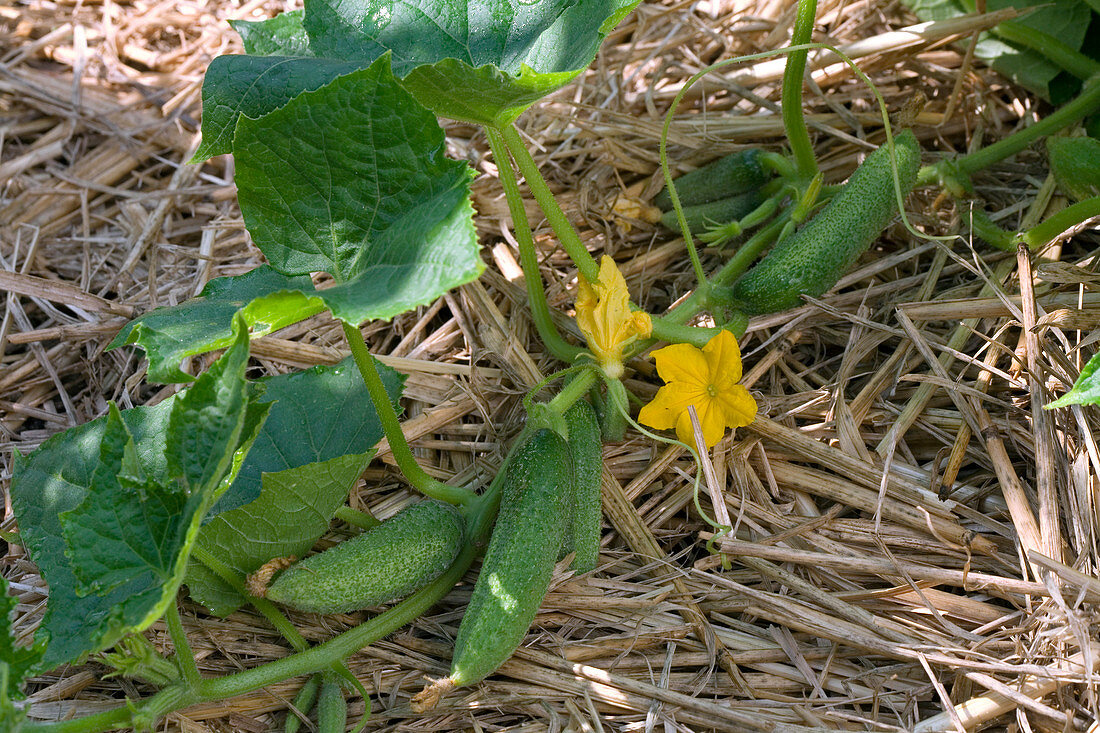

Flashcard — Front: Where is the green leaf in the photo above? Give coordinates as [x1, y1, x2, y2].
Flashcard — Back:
[192, 54, 363, 160]
[900, 0, 1092, 101]
[233, 59, 483, 323]
[12, 321, 267, 667]
[1, 577, 44, 704]
[231, 10, 312, 56]
[187, 356, 404, 615]
[1047, 349, 1100, 408]
[303, 0, 641, 124]
[194, 0, 641, 157]
[109, 266, 326, 384]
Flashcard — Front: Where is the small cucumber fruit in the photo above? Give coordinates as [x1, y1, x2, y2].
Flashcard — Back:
[316, 675, 347, 733]
[264, 499, 465, 614]
[728, 130, 921, 315]
[449, 428, 573, 687]
[1048, 136, 1100, 202]
[563, 399, 603, 573]
[654, 148, 768, 210]
[659, 191, 762, 231]
[285, 674, 322, 733]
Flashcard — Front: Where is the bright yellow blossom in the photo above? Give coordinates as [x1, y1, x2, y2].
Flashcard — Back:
[576, 256, 652, 379]
[638, 330, 757, 449]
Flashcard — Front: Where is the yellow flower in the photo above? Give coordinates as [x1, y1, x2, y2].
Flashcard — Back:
[576, 256, 652, 379]
[638, 330, 757, 449]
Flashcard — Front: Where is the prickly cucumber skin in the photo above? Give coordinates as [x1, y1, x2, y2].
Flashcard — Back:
[265, 499, 465, 614]
[450, 429, 572, 687]
[654, 148, 768, 210]
[563, 400, 602, 573]
[659, 191, 762, 231]
[728, 130, 920, 315]
[316, 677, 347, 733]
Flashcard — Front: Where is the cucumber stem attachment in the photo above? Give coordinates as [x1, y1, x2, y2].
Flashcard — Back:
[341, 321, 473, 507]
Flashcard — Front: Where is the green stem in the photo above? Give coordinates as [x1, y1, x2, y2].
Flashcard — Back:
[498, 124, 600, 283]
[1022, 196, 1100, 249]
[164, 602, 201, 688]
[925, 76, 1100, 183]
[994, 23, 1100, 81]
[782, 0, 819, 180]
[485, 126, 586, 363]
[546, 368, 598, 416]
[25, 684, 196, 733]
[341, 321, 473, 507]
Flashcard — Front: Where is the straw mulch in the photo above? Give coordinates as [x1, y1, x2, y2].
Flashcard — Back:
[3, 1, 1099, 731]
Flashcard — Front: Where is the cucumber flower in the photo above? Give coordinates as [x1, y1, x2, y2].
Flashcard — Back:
[639, 330, 757, 449]
[575, 255, 652, 379]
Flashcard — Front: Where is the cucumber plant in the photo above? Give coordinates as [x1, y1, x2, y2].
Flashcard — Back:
[7, 0, 1075, 728]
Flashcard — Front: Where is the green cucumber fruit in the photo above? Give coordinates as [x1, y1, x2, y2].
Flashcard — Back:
[659, 191, 762, 231]
[316, 676, 347, 733]
[563, 399, 603, 573]
[654, 148, 768, 210]
[449, 428, 573, 687]
[285, 674, 322, 733]
[1048, 136, 1100, 202]
[265, 499, 466, 614]
[728, 130, 921, 315]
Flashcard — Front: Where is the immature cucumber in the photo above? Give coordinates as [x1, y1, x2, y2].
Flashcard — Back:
[563, 399, 603, 573]
[654, 148, 768, 210]
[1048, 136, 1100, 202]
[316, 675, 347, 733]
[728, 130, 921, 315]
[449, 428, 572, 687]
[659, 191, 762, 231]
[264, 499, 465, 614]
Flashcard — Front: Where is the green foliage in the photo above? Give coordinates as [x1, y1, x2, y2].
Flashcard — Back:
[195, 0, 642, 152]
[109, 266, 324, 384]
[1047, 350, 1100, 408]
[12, 320, 266, 668]
[900, 0, 1094, 102]
[186, 356, 405, 615]
[1, 577, 45, 704]
[232, 60, 482, 325]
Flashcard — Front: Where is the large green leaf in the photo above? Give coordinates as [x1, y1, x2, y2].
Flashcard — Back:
[232, 59, 483, 323]
[109, 266, 324, 384]
[188, 356, 404, 616]
[303, 0, 640, 124]
[11, 322, 266, 667]
[901, 0, 1093, 101]
[195, 0, 641, 156]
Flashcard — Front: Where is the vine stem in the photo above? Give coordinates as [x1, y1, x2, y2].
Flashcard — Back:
[783, 0, 819, 180]
[921, 75, 1100, 185]
[340, 321, 473, 507]
[1022, 196, 1100, 249]
[164, 602, 201, 688]
[485, 126, 586, 363]
[497, 124, 600, 283]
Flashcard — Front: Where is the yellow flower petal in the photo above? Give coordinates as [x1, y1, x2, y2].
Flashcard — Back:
[640, 328, 757, 449]
[715, 385, 758, 430]
[702, 329, 743, 383]
[638, 381, 708, 430]
[649, 342, 709, 388]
